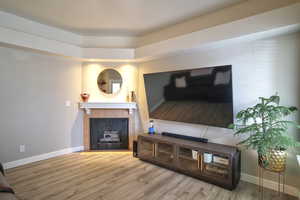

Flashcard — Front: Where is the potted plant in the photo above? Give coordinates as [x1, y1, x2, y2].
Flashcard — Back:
[229, 94, 300, 172]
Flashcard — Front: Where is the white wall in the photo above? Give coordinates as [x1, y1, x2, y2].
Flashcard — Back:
[137, 32, 300, 188]
[0, 46, 83, 163]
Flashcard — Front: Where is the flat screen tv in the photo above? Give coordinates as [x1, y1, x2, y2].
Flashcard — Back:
[143, 65, 233, 128]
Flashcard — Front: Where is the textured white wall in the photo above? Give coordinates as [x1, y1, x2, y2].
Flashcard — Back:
[0, 46, 83, 163]
[137, 32, 300, 187]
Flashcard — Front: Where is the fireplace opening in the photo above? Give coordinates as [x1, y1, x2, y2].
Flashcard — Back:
[90, 118, 129, 150]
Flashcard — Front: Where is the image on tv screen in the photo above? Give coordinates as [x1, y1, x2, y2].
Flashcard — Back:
[143, 65, 233, 128]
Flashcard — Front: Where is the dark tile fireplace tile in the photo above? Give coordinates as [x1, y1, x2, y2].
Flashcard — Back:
[90, 118, 129, 150]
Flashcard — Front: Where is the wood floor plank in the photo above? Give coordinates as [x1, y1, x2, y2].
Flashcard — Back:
[20, 154, 133, 198]
[37, 158, 148, 200]
[6, 152, 297, 200]
[8, 153, 104, 185]
[12, 153, 114, 191]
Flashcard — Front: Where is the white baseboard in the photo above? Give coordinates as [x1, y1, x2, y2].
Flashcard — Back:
[3, 146, 84, 170]
[241, 173, 299, 197]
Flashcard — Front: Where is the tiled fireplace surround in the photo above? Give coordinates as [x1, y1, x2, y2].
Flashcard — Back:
[81, 102, 137, 150]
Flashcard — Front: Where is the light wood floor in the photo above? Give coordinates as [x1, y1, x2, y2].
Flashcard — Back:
[6, 152, 296, 200]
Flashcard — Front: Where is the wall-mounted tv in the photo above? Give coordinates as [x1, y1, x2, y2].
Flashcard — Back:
[144, 65, 233, 128]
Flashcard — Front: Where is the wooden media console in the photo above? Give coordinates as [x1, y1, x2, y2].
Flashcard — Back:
[137, 134, 241, 190]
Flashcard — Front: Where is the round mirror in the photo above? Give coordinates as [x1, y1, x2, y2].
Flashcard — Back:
[97, 69, 123, 94]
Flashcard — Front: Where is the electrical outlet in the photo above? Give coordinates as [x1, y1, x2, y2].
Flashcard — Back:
[19, 145, 25, 153]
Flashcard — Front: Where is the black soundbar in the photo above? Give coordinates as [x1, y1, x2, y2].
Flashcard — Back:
[161, 132, 208, 143]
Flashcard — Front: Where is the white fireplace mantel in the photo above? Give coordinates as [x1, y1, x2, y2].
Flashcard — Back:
[79, 102, 137, 115]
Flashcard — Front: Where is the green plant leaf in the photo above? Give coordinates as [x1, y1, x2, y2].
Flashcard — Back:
[269, 95, 280, 105]
[289, 106, 298, 112]
[231, 94, 299, 152]
[228, 124, 235, 129]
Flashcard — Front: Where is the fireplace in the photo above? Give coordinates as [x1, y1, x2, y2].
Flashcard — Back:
[81, 104, 137, 151]
[90, 118, 129, 150]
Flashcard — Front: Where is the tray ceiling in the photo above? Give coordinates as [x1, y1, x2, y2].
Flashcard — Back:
[0, 0, 245, 36]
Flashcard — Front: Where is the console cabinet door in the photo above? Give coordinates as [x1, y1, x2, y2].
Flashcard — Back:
[155, 142, 175, 164]
[138, 137, 156, 159]
[201, 153, 231, 184]
[177, 146, 203, 174]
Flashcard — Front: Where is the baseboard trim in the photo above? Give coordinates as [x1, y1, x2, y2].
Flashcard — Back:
[3, 146, 84, 170]
[241, 173, 299, 197]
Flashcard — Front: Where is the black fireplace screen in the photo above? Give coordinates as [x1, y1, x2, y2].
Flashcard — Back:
[90, 118, 129, 150]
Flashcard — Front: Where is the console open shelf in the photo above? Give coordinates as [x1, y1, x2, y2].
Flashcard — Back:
[137, 134, 241, 190]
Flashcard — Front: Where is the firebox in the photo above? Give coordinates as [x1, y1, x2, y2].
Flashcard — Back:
[90, 118, 129, 150]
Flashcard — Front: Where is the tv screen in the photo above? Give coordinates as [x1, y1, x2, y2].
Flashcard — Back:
[143, 65, 233, 128]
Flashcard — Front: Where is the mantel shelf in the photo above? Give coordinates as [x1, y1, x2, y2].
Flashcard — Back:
[79, 102, 137, 115]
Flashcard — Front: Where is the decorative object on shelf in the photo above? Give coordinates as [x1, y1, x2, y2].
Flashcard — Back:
[97, 69, 123, 94]
[229, 94, 300, 196]
[127, 90, 136, 102]
[213, 156, 229, 165]
[127, 93, 130, 102]
[204, 153, 213, 163]
[148, 120, 155, 135]
[131, 91, 136, 102]
[80, 92, 90, 102]
[192, 150, 198, 160]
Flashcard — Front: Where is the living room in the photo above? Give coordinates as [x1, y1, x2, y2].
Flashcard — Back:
[0, 0, 300, 200]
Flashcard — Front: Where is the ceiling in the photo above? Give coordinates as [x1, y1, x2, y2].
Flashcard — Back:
[0, 0, 245, 36]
